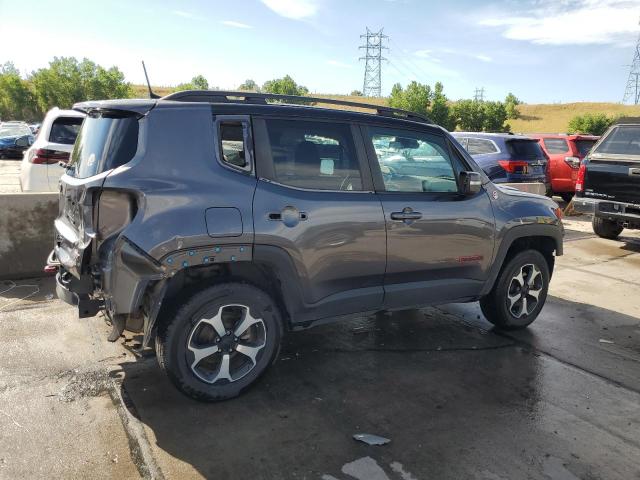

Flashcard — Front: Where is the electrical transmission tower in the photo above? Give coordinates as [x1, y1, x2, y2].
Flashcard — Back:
[474, 87, 485, 101]
[623, 20, 640, 104]
[359, 28, 388, 97]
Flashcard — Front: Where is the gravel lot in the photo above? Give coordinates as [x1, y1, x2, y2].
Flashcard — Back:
[1, 216, 639, 479]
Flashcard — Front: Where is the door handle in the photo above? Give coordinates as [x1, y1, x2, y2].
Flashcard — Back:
[268, 206, 308, 227]
[390, 207, 422, 222]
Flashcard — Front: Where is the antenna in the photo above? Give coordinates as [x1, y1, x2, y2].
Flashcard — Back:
[141, 61, 160, 99]
[359, 28, 388, 97]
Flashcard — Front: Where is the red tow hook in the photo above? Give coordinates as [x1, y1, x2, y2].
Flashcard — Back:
[44, 265, 58, 274]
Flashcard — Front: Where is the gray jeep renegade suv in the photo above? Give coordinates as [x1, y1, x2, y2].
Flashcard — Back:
[51, 91, 563, 401]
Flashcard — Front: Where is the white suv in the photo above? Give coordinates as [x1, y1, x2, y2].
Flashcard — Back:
[20, 107, 85, 192]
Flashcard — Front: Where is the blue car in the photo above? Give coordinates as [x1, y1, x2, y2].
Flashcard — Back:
[0, 122, 34, 159]
[452, 132, 549, 195]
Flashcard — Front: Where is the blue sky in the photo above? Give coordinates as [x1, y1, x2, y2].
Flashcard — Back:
[1, 0, 639, 103]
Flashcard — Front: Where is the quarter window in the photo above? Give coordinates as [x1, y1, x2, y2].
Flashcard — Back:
[543, 138, 569, 154]
[219, 121, 249, 170]
[369, 127, 458, 193]
[466, 138, 498, 155]
[264, 119, 363, 191]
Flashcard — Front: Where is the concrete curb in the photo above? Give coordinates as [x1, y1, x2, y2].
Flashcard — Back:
[0, 193, 58, 280]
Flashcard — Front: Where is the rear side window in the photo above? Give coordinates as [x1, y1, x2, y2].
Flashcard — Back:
[593, 126, 640, 155]
[507, 139, 544, 159]
[264, 119, 362, 191]
[70, 113, 139, 179]
[49, 117, 83, 144]
[219, 122, 248, 170]
[575, 139, 596, 156]
[466, 138, 498, 155]
[542, 138, 569, 154]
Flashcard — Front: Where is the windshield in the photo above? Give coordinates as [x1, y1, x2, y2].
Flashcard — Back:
[593, 126, 640, 156]
[575, 139, 596, 157]
[69, 113, 139, 179]
[0, 124, 32, 138]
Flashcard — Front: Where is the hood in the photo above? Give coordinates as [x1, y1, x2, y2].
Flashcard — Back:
[495, 183, 557, 206]
[0, 136, 19, 145]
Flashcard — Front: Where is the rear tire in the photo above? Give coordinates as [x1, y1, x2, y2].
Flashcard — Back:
[560, 192, 574, 203]
[480, 250, 550, 330]
[592, 217, 623, 240]
[155, 283, 283, 402]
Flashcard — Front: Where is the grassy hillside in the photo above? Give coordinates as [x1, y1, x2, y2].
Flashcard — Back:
[131, 86, 639, 133]
[509, 103, 640, 133]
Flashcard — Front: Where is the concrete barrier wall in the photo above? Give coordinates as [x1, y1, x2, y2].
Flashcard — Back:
[0, 193, 58, 280]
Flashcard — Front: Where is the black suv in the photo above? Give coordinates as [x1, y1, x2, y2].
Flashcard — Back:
[51, 91, 563, 401]
[574, 119, 640, 238]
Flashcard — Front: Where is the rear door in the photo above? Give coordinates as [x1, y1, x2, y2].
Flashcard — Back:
[361, 124, 495, 309]
[585, 125, 640, 204]
[252, 117, 386, 322]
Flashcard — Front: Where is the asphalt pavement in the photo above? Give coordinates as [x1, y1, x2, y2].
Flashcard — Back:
[1, 216, 639, 479]
[0, 159, 22, 193]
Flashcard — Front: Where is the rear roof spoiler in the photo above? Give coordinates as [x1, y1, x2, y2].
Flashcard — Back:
[73, 99, 156, 116]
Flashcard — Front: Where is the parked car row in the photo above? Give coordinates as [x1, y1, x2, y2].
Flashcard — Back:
[452, 131, 599, 201]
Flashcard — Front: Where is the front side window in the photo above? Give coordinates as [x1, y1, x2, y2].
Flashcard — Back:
[543, 138, 569, 154]
[369, 127, 458, 193]
[265, 119, 362, 191]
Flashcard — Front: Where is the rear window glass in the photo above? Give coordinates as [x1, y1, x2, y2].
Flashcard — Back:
[575, 139, 596, 156]
[542, 138, 568, 154]
[466, 138, 498, 155]
[506, 139, 544, 159]
[49, 116, 83, 144]
[593, 126, 640, 155]
[70, 113, 139, 179]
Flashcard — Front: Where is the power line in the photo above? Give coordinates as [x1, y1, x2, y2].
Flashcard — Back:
[359, 27, 388, 97]
[623, 18, 640, 104]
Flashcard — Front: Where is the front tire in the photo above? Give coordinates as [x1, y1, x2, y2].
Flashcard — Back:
[592, 217, 623, 240]
[155, 283, 283, 402]
[480, 250, 550, 330]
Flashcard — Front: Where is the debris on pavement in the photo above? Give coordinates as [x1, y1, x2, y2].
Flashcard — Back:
[599, 339, 615, 344]
[353, 433, 390, 446]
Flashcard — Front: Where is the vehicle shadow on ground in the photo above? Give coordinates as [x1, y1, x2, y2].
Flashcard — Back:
[114, 298, 640, 479]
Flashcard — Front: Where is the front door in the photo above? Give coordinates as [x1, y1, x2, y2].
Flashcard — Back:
[252, 117, 387, 323]
[361, 124, 496, 309]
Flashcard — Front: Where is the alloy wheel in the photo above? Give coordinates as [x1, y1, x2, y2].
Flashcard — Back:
[506, 263, 543, 318]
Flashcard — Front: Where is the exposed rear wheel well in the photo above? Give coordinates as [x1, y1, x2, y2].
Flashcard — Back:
[153, 262, 291, 337]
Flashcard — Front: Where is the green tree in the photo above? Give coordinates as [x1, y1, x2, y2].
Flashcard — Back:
[262, 75, 308, 96]
[482, 101, 509, 132]
[350, 89, 363, 96]
[389, 81, 431, 115]
[238, 79, 259, 91]
[567, 113, 616, 136]
[174, 74, 210, 92]
[30, 57, 131, 111]
[505, 92, 521, 120]
[451, 99, 485, 131]
[0, 62, 39, 121]
[429, 82, 455, 130]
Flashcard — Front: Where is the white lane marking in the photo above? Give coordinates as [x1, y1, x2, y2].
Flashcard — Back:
[342, 456, 391, 480]
[389, 462, 418, 480]
[0, 281, 40, 312]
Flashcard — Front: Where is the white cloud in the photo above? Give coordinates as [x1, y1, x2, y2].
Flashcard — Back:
[260, 0, 318, 20]
[326, 60, 352, 68]
[414, 49, 442, 63]
[171, 10, 199, 20]
[475, 54, 492, 62]
[221, 20, 253, 29]
[479, 0, 640, 46]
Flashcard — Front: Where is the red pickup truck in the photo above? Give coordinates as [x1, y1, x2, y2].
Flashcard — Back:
[531, 134, 599, 202]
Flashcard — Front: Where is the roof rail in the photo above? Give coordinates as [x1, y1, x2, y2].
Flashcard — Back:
[161, 90, 433, 124]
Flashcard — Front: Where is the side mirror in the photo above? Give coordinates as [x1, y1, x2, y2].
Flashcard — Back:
[460, 171, 482, 195]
